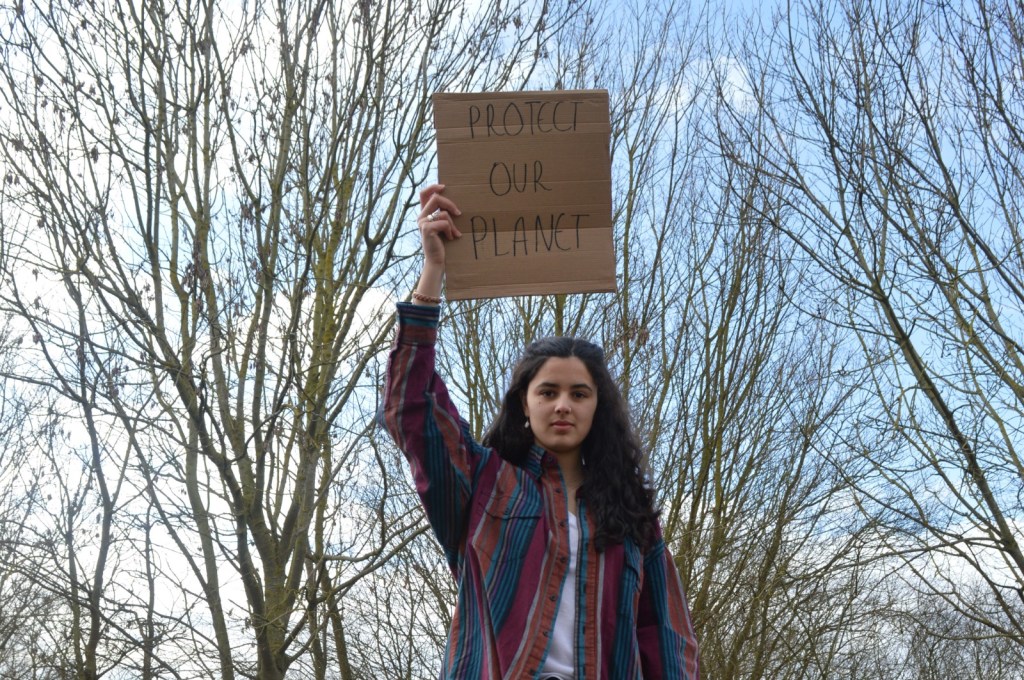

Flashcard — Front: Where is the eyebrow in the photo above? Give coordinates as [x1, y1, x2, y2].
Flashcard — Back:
[535, 381, 594, 390]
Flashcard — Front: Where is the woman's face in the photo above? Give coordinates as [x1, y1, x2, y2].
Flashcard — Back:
[522, 357, 597, 460]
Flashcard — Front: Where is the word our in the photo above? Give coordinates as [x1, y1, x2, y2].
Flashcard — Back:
[488, 160, 551, 196]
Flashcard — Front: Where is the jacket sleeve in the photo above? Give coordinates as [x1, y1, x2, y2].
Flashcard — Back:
[637, 538, 700, 679]
[381, 302, 492, 573]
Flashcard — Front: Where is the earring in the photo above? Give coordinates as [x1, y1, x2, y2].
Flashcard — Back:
[524, 418, 531, 429]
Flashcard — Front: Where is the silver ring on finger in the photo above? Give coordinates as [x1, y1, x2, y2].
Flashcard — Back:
[428, 209, 441, 222]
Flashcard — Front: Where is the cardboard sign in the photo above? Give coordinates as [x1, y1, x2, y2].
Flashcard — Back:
[432, 90, 615, 300]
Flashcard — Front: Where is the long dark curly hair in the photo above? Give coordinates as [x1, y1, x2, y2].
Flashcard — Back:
[482, 336, 659, 552]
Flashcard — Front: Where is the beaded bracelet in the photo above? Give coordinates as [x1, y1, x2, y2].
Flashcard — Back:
[411, 291, 442, 305]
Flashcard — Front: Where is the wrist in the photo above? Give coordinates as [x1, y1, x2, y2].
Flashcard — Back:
[413, 260, 444, 305]
[411, 290, 442, 305]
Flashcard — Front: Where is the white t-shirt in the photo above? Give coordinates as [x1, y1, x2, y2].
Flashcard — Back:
[539, 511, 580, 679]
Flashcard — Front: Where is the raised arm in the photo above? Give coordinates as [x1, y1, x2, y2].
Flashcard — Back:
[382, 185, 480, 572]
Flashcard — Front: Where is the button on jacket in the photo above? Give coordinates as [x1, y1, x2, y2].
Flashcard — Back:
[383, 303, 700, 679]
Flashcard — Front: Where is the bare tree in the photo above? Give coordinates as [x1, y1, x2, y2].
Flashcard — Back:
[6, 0, 1020, 676]
[0, 336, 68, 679]
[715, 0, 1024, 667]
[0, 0, 586, 676]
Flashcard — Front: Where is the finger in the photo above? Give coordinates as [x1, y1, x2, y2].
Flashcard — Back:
[418, 183, 445, 209]
[419, 214, 446, 235]
[432, 193, 464, 215]
[444, 215, 462, 239]
[429, 194, 462, 217]
[440, 218, 461, 240]
[420, 195, 462, 220]
[421, 202, 462, 226]
[420, 208, 446, 225]
[439, 212, 462, 240]
[421, 213, 461, 241]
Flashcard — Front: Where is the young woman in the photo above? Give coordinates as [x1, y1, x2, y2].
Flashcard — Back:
[382, 184, 699, 679]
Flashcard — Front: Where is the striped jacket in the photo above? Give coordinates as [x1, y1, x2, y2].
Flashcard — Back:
[383, 303, 699, 679]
